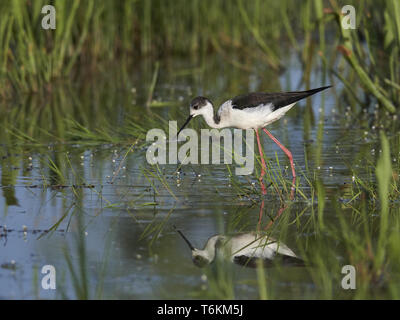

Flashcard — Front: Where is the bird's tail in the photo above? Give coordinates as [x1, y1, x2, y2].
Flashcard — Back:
[272, 85, 332, 110]
[299, 85, 332, 96]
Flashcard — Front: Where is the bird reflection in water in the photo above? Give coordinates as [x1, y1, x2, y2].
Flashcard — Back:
[174, 221, 303, 268]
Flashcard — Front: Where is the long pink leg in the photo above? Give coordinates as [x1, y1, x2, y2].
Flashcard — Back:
[257, 200, 265, 231]
[255, 129, 267, 195]
[265, 205, 287, 230]
[262, 128, 296, 178]
[262, 128, 296, 196]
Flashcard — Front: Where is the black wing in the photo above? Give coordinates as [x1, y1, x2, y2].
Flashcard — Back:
[233, 254, 305, 268]
[231, 86, 331, 111]
[233, 255, 265, 268]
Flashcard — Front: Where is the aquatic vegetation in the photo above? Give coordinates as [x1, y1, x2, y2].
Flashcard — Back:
[1, 0, 400, 300]
[0, 0, 398, 112]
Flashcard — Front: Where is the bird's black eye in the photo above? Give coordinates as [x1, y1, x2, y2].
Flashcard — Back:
[193, 105, 199, 110]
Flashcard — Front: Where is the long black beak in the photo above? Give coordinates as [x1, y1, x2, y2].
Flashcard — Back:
[173, 225, 195, 251]
[177, 115, 193, 138]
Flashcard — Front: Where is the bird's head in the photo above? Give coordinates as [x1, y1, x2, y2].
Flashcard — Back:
[192, 249, 211, 268]
[177, 96, 213, 136]
[189, 96, 213, 117]
[174, 225, 213, 268]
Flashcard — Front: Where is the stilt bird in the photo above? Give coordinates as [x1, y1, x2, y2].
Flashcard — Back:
[178, 86, 331, 194]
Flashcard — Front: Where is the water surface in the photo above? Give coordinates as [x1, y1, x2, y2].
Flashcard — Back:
[0, 52, 394, 299]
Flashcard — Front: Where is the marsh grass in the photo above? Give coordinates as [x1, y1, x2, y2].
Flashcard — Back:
[1, 0, 400, 300]
[0, 0, 399, 113]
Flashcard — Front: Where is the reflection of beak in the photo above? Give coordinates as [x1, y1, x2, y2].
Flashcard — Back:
[177, 115, 193, 137]
[173, 225, 195, 251]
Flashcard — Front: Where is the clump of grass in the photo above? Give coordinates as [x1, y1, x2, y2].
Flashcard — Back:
[0, 0, 294, 97]
[326, 1, 400, 113]
[1, 0, 397, 112]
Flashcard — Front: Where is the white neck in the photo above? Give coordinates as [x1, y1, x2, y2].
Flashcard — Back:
[200, 108, 224, 129]
[200, 235, 225, 262]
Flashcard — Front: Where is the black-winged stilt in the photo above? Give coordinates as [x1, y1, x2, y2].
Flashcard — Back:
[178, 86, 332, 195]
[174, 226, 304, 268]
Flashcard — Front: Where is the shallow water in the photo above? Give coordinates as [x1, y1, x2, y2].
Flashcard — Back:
[0, 52, 396, 299]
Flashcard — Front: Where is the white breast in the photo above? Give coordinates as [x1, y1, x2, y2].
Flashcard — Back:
[229, 234, 298, 260]
[218, 101, 296, 129]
